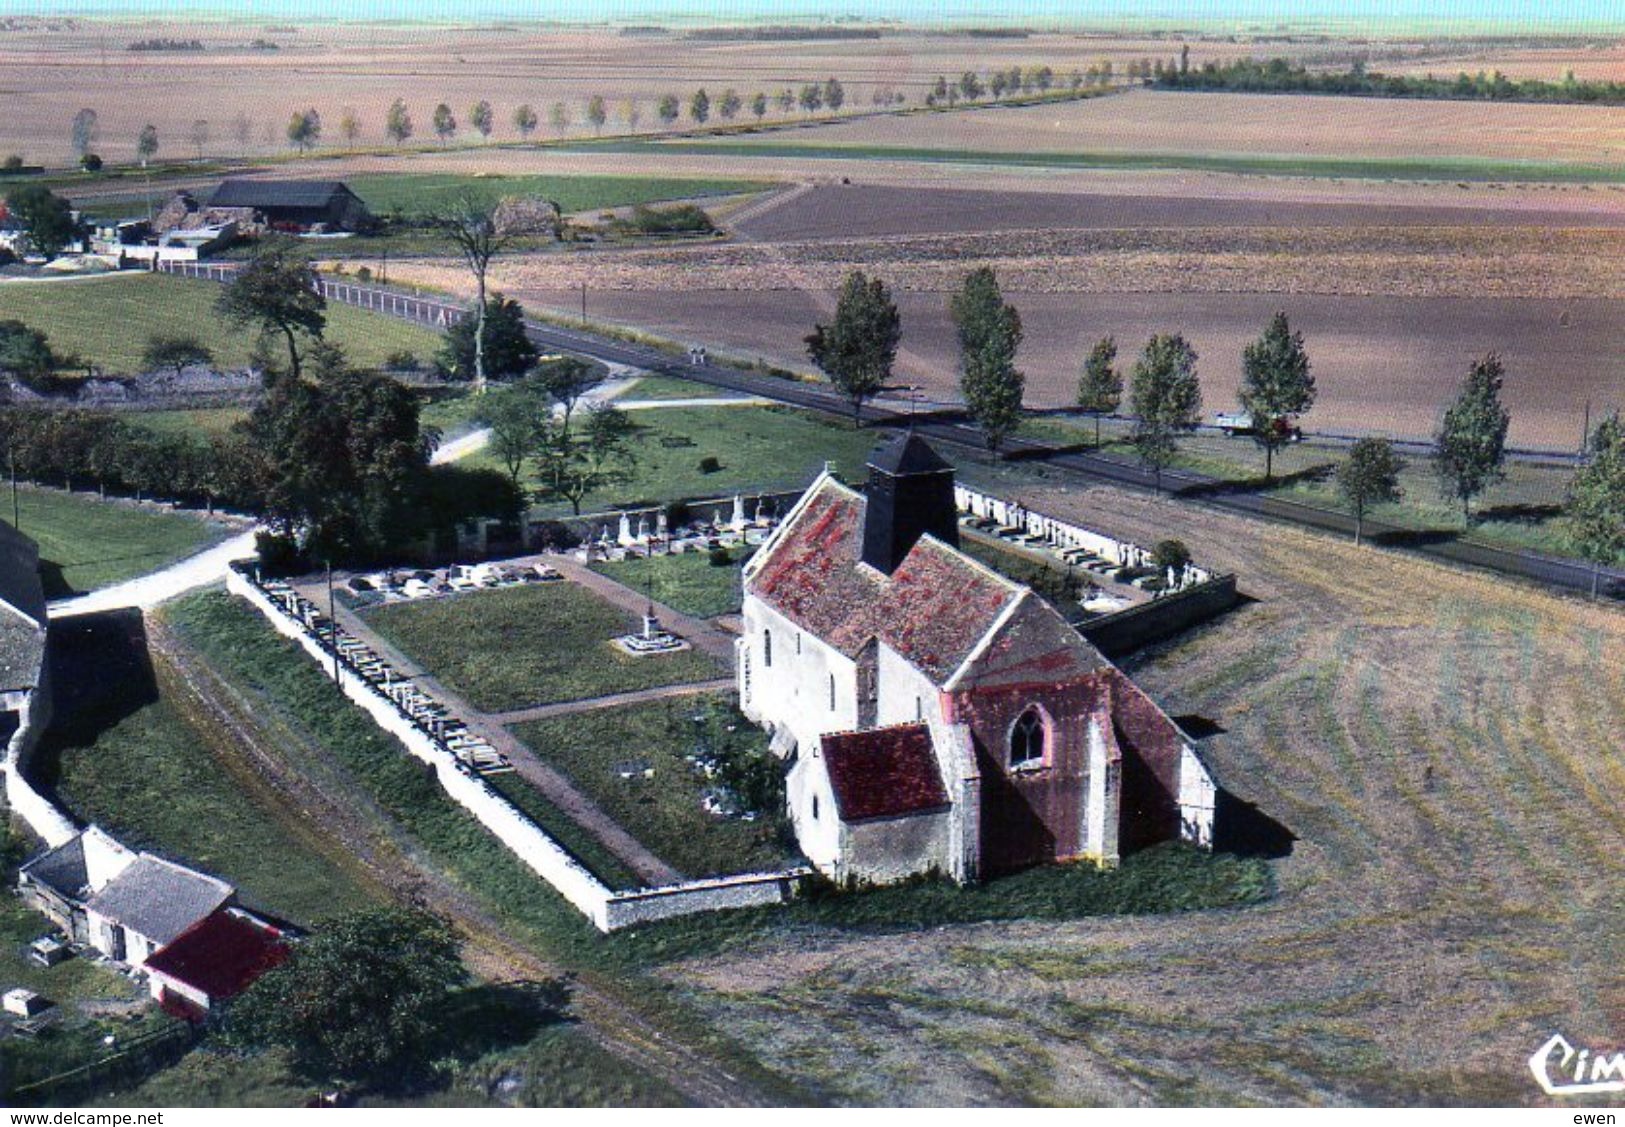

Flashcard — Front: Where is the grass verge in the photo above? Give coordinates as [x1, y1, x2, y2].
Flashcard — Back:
[12, 486, 231, 597]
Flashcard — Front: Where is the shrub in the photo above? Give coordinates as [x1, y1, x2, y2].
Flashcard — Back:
[254, 532, 308, 577]
[1, 155, 23, 172]
[698, 455, 722, 474]
[355, 265, 372, 282]
[664, 499, 691, 529]
[383, 350, 421, 372]
[708, 546, 732, 567]
[79, 153, 103, 172]
[620, 203, 715, 236]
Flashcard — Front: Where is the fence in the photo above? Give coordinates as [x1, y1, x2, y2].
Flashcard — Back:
[155, 259, 471, 330]
[226, 565, 807, 932]
[6, 1018, 199, 1105]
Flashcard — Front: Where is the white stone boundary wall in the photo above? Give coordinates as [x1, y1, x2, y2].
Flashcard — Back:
[3, 693, 76, 849]
[954, 485, 1213, 585]
[227, 568, 806, 933]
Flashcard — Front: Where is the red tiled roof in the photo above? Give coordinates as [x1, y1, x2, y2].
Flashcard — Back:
[144, 910, 290, 1003]
[822, 723, 950, 822]
[750, 479, 1020, 684]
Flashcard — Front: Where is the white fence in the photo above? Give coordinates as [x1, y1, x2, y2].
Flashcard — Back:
[227, 567, 807, 933]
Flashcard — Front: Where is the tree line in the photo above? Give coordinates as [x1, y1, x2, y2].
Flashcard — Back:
[802, 267, 1625, 583]
[1155, 55, 1625, 107]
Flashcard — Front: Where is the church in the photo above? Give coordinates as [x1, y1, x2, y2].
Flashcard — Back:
[737, 433, 1218, 886]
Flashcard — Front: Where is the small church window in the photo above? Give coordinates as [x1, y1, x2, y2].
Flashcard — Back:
[812, 795, 820, 820]
[763, 629, 773, 667]
[796, 632, 802, 655]
[1010, 707, 1046, 769]
[915, 696, 922, 720]
[829, 674, 837, 711]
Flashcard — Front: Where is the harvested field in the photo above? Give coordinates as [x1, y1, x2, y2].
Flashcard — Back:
[463, 284, 1625, 450]
[658, 478, 1625, 1106]
[716, 88, 1625, 165]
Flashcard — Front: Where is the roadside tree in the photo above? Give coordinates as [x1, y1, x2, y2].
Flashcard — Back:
[1129, 333, 1202, 494]
[805, 270, 902, 428]
[1338, 436, 1404, 546]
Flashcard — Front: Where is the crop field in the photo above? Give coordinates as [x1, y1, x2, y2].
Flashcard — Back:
[655, 473, 1625, 1106]
[0, 273, 440, 375]
[13, 486, 232, 597]
[358, 582, 721, 712]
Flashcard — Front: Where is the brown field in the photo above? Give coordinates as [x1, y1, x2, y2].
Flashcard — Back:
[0, 23, 1284, 166]
[716, 87, 1625, 163]
[1387, 44, 1625, 82]
[662, 477, 1625, 1105]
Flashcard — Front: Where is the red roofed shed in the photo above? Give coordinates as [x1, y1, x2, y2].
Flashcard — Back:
[144, 909, 290, 1015]
[822, 723, 949, 823]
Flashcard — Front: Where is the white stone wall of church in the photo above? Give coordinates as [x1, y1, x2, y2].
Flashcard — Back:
[786, 748, 841, 869]
[2, 689, 76, 849]
[874, 642, 944, 730]
[740, 597, 858, 755]
[839, 809, 955, 886]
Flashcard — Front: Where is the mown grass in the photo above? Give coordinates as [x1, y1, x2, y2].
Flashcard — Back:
[509, 695, 796, 880]
[360, 582, 721, 712]
[621, 374, 732, 401]
[122, 407, 249, 439]
[341, 172, 770, 218]
[0, 273, 440, 375]
[11, 486, 231, 597]
[486, 773, 642, 891]
[35, 611, 376, 928]
[565, 138, 1625, 183]
[588, 547, 753, 619]
[473, 404, 876, 517]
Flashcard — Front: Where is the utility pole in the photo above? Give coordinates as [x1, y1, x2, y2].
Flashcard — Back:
[8, 447, 18, 532]
[1581, 399, 1592, 458]
[580, 281, 587, 325]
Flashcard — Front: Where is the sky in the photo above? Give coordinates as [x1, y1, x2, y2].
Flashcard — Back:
[7, 0, 1625, 34]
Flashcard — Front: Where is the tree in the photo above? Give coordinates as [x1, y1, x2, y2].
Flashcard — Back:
[798, 83, 824, 113]
[1565, 412, 1625, 597]
[70, 108, 98, 159]
[824, 77, 845, 111]
[536, 403, 637, 514]
[657, 94, 680, 126]
[3, 185, 78, 259]
[719, 88, 742, 120]
[1338, 436, 1404, 546]
[187, 118, 209, 160]
[990, 70, 1009, 98]
[432, 102, 456, 143]
[477, 378, 549, 486]
[286, 108, 320, 152]
[434, 197, 510, 394]
[228, 908, 465, 1086]
[548, 102, 570, 133]
[230, 112, 253, 152]
[385, 99, 413, 145]
[958, 71, 984, 100]
[1239, 310, 1315, 480]
[469, 99, 493, 140]
[950, 267, 1025, 454]
[775, 88, 795, 113]
[533, 355, 605, 444]
[136, 123, 159, 164]
[621, 98, 642, 129]
[215, 238, 326, 382]
[1076, 335, 1122, 448]
[1153, 538, 1192, 586]
[140, 334, 213, 380]
[1129, 333, 1202, 494]
[804, 270, 901, 428]
[513, 102, 538, 139]
[437, 293, 537, 385]
[750, 91, 768, 119]
[0, 320, 59, 384]
[1435, 353, 1511, 526]
[690, 88, 711, 124]
[340, 106, 361, 144]
[586, 94, 608, 133]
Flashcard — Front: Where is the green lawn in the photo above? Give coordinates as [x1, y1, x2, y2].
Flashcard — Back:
[510, 696, 797, 880]
[36, 611, 376, 929]
[589, 547, 753, 619]
[474, 404, 878, 517]
[1023, 414, 1579, 556]
[487, 773, 642, 891]
[0, 273, 440, 375]
[359, 582, 722, 712]
[123, 407, 248, 439]
[11, 486, 232, 597]
[620, 374, 731, 401]
[342, 172, 769, 217]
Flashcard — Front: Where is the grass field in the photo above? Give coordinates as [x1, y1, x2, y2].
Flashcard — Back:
[0, 274, 440, 376]
[342, 172, 768, 217]
[588, 548, 752, 620]
[12, 486, 232, 597]
[473, 405, 878, 516]
[359, 582, 721, 712]
[621, 374, 731, 401]
[36, 610, 377, 928]
[509, 696, 796, 879]
[123, 407, 249, 439]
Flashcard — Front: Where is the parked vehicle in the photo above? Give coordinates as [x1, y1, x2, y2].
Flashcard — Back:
[1214, 410, 1303, 442]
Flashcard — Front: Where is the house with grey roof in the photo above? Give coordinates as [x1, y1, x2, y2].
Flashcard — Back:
[206, 179, 375, 234]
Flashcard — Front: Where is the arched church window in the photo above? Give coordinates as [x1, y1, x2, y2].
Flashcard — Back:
[1009, 707, 1046, 769]
[829, 674, 837, 711]
[763, 629, 773, 667]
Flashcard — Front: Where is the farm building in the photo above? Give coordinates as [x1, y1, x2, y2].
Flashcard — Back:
[738, 434, 1217, 887]
[144, 908, 289, 1017]
[205, 179, 375, 234]
[19, 827, 235, 966]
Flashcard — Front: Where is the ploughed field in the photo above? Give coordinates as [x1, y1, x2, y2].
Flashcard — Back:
[659, 478, 1625, 1106]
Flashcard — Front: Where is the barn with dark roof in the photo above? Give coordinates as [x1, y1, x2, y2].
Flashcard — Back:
[207, 179, 375, 233]
[739, 434, 1217, 886]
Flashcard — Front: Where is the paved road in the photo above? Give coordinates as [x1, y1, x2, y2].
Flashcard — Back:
[158, 264, 1625, 602]
[48, 527, 259, 619]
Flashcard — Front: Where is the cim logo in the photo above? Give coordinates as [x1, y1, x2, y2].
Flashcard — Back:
[1530, 1033, 1625, 1097]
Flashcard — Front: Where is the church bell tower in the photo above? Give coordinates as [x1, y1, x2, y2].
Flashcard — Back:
[860, 433, 960, 575]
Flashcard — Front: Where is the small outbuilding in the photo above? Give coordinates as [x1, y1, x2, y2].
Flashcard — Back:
[144, 908, 290, 1017]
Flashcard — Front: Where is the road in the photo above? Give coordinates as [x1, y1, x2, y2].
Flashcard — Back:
[48, 527, 259, 619]
[153, 263, 1625, 602]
